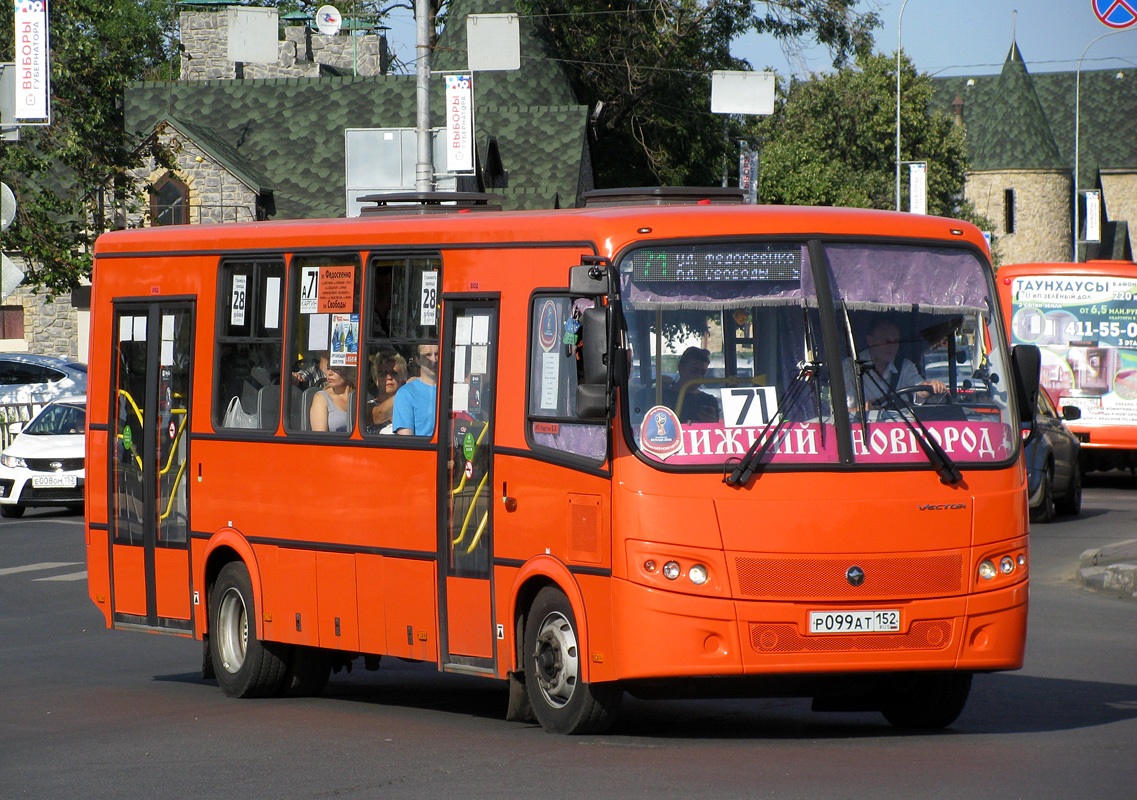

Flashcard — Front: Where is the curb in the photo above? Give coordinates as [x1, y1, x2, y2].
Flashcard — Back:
[1076, 539, 1137, 602]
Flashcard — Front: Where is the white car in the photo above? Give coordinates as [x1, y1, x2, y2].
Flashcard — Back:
[0, 396, 85, 518]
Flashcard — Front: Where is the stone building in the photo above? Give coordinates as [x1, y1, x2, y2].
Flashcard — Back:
[934, 42, 1137, 267]
[3, 0, 590, 362]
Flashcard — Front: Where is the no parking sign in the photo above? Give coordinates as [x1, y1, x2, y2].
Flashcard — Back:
[1094, 0, 1137, 29]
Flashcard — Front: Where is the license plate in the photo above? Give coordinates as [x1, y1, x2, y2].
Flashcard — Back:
[32, 475, 77, 488]
[809, 609, 900, 634]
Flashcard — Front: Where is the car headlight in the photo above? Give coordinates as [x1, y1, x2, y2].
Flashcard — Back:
[0, 454, 26, 469]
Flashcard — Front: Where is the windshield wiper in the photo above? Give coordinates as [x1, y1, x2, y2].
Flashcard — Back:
[841, 301, 871, 436]
[724, 359, 821, 487]
[860, 369, 963, 486]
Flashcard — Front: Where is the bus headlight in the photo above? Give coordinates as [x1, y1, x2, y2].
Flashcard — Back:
[978, 560, 997, 580]
[662, 561, 681, 580]
[688, 564, 709, 585]
[1000, 556, 1015, 575]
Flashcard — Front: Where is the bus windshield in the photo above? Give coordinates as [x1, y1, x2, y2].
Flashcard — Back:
[622, 240, 1014, 470]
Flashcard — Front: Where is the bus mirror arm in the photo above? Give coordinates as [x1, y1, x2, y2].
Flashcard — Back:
[1011, 344, 1041, 443]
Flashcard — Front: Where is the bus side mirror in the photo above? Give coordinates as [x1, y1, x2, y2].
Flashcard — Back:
[1062, 405, 1081, 422]
[576, 383, 609, 419]
[1011, 344, 1041, 440]
[579, 306, 608, 385]
[576, 306, 612, 420]
[570, 263, 608, 295]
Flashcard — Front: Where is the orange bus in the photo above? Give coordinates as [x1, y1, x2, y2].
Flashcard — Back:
[86, 192, 1040, 733]
[999, 260, 1137, 472]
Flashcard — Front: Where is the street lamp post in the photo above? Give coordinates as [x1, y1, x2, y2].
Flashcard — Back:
[1074, 29, 1130, 261]
[895, 0, 912, 212]
[414, 0, 434, 192]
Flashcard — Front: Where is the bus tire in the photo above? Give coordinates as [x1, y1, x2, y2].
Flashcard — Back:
[880, 672, 972, 730]
[282, 646, 332, 697]
[523, 586, 621, 734]
[0, 504, 25, 518]
[209, 562, 288, 698]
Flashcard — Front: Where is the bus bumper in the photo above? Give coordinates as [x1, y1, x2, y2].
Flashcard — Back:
[608, 578, 1027, 681]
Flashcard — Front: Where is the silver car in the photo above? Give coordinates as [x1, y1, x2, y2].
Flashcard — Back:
[0, 354, 86, 405]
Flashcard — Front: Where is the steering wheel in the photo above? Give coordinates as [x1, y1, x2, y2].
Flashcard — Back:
[895, 384, 954, 405]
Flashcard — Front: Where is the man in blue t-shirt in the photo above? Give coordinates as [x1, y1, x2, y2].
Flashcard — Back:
[393, 343, 439, 436]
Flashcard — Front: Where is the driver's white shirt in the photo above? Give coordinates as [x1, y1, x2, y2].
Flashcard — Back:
[845, 357, 924, 407]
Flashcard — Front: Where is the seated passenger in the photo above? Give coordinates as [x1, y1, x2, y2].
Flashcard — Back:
[393, 343, 439, 436]
[292, 352, 328, 390]
[367, 349, 408, 433]
[310, 364, 356, 432]
[661, 346, 721, 424]
[847, 317, 947, 410]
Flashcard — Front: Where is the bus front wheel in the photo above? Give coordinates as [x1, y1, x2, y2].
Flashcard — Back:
[209, 562, 289, 698]
[880, 671, 972, 729]
[523, 587, 621, 734]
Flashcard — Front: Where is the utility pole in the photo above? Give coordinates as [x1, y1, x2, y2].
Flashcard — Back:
[414, 0, 434, 191]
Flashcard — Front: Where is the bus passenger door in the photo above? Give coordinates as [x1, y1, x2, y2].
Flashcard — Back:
[439, 299, 498, 670]
[109, 302, 194, 632]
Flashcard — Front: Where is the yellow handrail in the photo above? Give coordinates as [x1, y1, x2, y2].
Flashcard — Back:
[452, 471, 489, 547]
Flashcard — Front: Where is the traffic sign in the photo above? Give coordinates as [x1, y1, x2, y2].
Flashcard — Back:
[1, 182, 14, 230]
[1094, 0, 1137, 29]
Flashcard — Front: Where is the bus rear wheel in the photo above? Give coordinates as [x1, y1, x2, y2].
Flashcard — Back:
[880, 671, 972, 729]
[523, 586, 621, 734]
[209, 562, 288, 698]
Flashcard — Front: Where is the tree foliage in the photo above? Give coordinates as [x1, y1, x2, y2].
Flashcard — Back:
[0, 1, 175, 295]
[750, 51, 988, 230]
[516, 0, 880, 188]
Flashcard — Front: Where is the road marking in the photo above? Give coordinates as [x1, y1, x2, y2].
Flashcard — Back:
[35, 571, 88, 582]
[0, 561, 82, 576]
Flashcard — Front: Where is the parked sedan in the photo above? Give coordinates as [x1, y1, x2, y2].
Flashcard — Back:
[0, 354, 87, 405]
[1026, 388, 1081, 523]
[0, 396, 85, 517]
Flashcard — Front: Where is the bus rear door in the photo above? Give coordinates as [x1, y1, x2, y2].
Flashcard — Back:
[108, 301, 194, 632]
[439, 298, 499, 670]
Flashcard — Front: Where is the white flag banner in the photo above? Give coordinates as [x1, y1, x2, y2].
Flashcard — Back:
[445, 74, 474, 172]
[738, 148, 758, 204]
[1085, 190, 1101, 243]
[14, 0, 49, 121]
[909, 162, 927, 215]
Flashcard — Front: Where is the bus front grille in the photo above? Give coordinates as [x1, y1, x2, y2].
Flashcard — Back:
[734, 553, 963, 600]
[749, 620, 954, 653]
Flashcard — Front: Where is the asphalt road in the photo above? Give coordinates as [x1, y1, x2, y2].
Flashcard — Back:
[2, 483, 1136, 800]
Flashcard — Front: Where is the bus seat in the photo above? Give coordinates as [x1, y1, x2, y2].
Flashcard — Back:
[257, 384, 281, 431]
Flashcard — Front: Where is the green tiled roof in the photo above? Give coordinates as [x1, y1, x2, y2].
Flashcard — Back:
[933, 42, 1137, 185]
[125, 0, 588, 217]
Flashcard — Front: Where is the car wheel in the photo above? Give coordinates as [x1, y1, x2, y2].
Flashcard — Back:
[1055, 459, 1082, 516]
[0, 504, 25, 518]
[1030, 463, 1055, 524]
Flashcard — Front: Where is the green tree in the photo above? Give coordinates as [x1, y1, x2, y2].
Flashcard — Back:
[0, 1, 175, 295]
[751, 51, 987, 229]
[516, 0, 880, 188]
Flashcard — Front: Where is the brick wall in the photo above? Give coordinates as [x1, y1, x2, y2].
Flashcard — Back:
[179, 10, 387, 81]
[965, 169, 1073, 266]
[1100, 172, 1137, 257]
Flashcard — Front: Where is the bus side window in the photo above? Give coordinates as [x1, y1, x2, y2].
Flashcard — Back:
[286, 255, 362, 435]
[526, 295, 607, 463]
[362, 257, 440, 437]
[214, 260, 285, 432]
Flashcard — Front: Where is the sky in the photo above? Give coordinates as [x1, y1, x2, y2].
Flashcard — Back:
[381, 0, 1137, 81]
